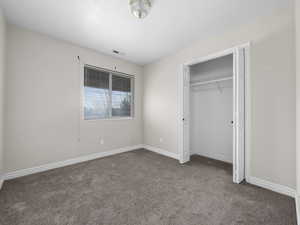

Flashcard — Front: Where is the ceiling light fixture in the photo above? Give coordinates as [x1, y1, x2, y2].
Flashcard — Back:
[129, 0, 152, 19]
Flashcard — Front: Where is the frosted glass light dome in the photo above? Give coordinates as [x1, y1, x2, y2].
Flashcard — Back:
[129, 0, 152, 19]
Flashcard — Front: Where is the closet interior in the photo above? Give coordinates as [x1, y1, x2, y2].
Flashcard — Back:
[189, 54, 233, 164]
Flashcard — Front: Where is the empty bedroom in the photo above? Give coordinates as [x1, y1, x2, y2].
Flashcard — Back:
[1, 0, 300, 224]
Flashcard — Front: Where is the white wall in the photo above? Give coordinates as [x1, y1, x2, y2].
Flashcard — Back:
[190, 84, 233, 163]
[0, 9, 5, 182]
[4, 24, 143, 172]
[190, 55, 233, 163]
[144, 8, 296, 189]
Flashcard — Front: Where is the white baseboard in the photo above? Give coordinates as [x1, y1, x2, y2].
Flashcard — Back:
[4, 144, 143, 180]
[143, 144, 180, 160]
[247, 176, 298, 224]
[0, 177, 3, 190]
[246, 176, 296, 198]
[295, 195, 300, 225]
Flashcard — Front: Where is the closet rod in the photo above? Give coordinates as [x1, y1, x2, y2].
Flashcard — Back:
[190, 76, 233, 87]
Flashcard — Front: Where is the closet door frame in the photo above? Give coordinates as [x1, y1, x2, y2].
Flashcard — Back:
[179, 43, 251, 184]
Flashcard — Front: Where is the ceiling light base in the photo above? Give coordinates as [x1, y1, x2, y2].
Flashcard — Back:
[129, 0, 152, 19]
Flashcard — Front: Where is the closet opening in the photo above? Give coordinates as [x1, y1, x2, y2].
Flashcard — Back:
[179, 44, 250, 184]
[190, 54, 233, 167]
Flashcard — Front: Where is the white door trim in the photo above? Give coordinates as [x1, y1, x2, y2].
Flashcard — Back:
[233, 48, 246, 183]
[178, 42, 251, 183]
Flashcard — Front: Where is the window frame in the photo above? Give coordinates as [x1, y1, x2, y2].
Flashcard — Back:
[82, 64, 135, 121]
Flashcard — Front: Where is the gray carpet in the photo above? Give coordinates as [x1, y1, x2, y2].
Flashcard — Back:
[0, 149, 296, 225]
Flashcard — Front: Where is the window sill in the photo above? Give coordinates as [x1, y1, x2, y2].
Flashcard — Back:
[84, 117, 134, 121]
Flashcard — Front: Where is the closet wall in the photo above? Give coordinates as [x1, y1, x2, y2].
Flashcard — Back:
[190, 55, 233, 163]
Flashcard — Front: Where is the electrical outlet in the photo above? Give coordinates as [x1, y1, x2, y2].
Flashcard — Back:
[100, 138, 104, 145]
[159, 138, 163, 143]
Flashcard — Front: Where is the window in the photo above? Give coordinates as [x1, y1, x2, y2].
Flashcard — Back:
[84, 66, 134, 120]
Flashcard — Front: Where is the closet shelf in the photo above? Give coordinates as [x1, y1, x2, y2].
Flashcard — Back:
[190, 76, 233, 87]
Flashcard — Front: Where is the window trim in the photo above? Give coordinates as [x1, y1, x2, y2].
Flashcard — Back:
[82, 64, 135, 121]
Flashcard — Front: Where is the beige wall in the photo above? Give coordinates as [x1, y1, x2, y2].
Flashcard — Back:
[0, 9, 5, 180]
[144, 9, 296, 189]
[4, 24, 143, 172]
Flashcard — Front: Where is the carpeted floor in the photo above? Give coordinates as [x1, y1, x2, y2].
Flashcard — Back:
[0, 149, 297, 225]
